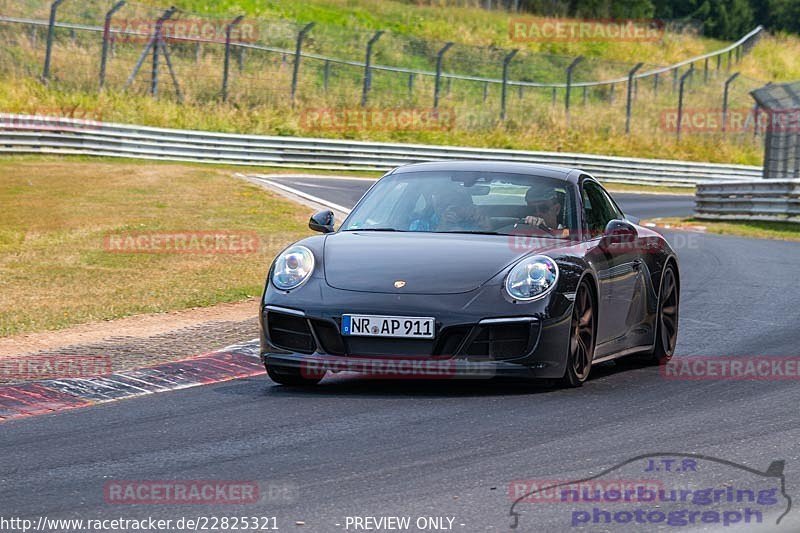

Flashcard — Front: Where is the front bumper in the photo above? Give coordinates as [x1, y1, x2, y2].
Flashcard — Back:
[265, 352, 551, 379]
[259, 279, 573, 380]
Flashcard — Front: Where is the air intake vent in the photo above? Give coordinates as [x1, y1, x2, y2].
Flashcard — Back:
[465, 322, 533, 361]
[267, 312, 315, 354]
[310, 319, 347, 355]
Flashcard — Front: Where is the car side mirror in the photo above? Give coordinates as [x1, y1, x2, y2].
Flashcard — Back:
[600, 219, 637, 250]
[309, 209, 334, 234]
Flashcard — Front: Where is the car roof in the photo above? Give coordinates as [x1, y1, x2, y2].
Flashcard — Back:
[390, 160, 581, 182]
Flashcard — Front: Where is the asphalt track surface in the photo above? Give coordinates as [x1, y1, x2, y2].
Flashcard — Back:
[3, 176, 800, 532]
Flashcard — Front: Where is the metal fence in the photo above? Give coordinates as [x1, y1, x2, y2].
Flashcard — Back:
[689, 80, 800, 223]
[751, 81, 800, 180]
[0, 0, 768, 139]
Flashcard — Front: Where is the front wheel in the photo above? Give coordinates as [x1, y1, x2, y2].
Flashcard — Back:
[560, 280, 596, 388]
[266, 364, 323, 386]
[648, 264, 679, 364]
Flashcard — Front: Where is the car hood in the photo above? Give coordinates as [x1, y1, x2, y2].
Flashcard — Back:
[323, 231, 559, 294]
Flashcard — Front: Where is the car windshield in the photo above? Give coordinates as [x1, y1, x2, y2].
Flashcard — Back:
[340, 170, 578, 238]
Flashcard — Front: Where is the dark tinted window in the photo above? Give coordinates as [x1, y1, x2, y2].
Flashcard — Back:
[582, 180, 622, 235]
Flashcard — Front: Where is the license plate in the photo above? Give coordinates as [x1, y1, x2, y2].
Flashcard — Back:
[341, 315, 435, 339]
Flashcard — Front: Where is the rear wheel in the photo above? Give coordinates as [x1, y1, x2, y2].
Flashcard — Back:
[560, 280, 596, 388]
[266, 364, 323, 386]
[648, 264, 679, 364]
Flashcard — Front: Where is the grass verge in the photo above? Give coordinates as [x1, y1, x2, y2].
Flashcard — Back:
[0, 159, 312, 337]
[653, 217, 800, 241]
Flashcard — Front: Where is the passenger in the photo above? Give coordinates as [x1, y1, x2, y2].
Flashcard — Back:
[409, 188, 488, 232]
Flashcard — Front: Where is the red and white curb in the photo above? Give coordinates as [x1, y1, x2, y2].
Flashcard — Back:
[0, 340, 263, 422]
[642, 220, 708, 233]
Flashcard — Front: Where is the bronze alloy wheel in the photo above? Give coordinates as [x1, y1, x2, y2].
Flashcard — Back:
[561, 280, 595, 387]
[651, 265, 679, 363]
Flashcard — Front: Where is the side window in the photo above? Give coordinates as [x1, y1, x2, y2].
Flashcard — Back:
[582, 181, 622, 235]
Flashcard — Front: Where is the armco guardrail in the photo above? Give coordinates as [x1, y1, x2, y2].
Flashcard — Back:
[0, 114, 763, 187]
[695, 180, 800, 221]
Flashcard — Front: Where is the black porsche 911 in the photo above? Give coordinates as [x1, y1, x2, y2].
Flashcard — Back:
[259, 161, 679, 387]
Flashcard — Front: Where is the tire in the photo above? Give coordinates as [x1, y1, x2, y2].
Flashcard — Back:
[648, 264, 679, 365]
[560, 280, 596, 388]
[266, 364, 323, 386]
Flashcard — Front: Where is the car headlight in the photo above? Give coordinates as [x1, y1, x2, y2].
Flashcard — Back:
[505, 255, 559, 301]
[272, 245, 315, 290]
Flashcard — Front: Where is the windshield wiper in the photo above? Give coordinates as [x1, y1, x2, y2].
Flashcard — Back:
[437, 230, 503, 235]
[342, 228, 404, 232]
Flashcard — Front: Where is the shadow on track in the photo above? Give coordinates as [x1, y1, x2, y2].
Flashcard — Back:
[215, 356, 658, 399]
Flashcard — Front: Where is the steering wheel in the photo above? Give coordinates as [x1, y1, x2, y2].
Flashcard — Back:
[512, 217, 555, 237]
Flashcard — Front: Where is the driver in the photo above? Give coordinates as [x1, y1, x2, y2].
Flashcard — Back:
[519, 186, 568, 237]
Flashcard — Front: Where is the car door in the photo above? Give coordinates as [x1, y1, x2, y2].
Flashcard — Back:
[581, 179, 640, 355]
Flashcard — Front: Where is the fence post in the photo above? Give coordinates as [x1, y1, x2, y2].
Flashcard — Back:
[433, 42, 454, 110]
[361, 31, 384, 107]
[676, 65, 694, 141]
[653, 72, 659, 95]
[704, 57, 709, 83]
[100, 1, 126, 90]
[151, 7, 177, 97]
[564, 55, 583, 125]
[222, 15, 244, 103]
[408, 73, 414, 99]
[716, 54, 721, 71]
[721, 72, 739, 134]
[483, 82, 488, 102]
[290, 22, 315, 104]
[42, 0, 67, 83]
[753, 82, 772, 140]
[672, 67, 678, 92]
[752, 102, 761, 139]
[500, 49, 518, 120]
[625, 62, 644, 135]
[582, 86, 587, 105]
[323, 60, 331, 92]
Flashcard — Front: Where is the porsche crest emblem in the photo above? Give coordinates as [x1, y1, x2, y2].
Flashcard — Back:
[394, 280, 406, 288]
